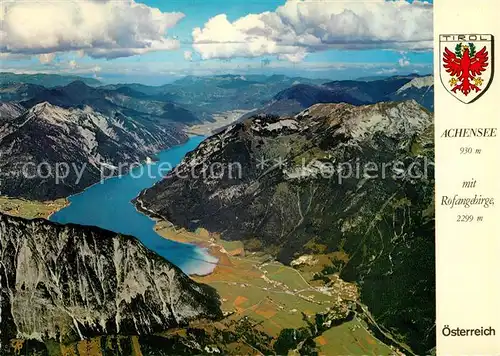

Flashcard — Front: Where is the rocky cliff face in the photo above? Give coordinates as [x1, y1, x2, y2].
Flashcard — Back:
[0, 102, 187, 200]
[0, 102, 25, 121]
[0, 213, 222, 344]
[136, 100, 435, 353]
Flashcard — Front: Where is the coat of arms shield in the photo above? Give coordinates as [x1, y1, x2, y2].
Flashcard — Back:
[439, 34, 494, 103]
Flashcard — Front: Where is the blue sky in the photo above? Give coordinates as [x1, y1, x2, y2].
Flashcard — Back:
[1, 0, 433, 85]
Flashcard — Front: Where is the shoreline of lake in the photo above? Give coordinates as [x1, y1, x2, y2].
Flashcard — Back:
[50, 136, 219, 276]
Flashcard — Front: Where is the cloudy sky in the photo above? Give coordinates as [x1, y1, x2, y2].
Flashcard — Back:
[0, 0, 433, 84]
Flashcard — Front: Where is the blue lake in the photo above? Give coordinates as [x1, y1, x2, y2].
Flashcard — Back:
[50, 136, 218, 275]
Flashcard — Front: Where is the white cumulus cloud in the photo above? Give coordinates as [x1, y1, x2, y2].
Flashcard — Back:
[0, 0, 184, 59]
[398, 53, 411, 67]
[192, 0, 432, 61]
[399, 58, 410, 66]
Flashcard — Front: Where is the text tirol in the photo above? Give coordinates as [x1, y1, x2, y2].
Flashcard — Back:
[439, 34, 492, 42]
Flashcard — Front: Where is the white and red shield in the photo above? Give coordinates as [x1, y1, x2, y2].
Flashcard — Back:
[439, 34, 494, 103]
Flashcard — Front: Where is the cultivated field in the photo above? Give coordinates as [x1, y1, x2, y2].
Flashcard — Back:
[0, 196, 68, 219]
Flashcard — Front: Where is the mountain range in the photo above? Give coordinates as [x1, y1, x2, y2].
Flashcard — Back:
[136, 100, 435, 354]
[104, 74, 330, 120]
[0, 101, 186, 200]
[2, 73, 435, 201]
[4, 80, 200, 125]
[0, 78, 206, 200]
[0, 72, 101, 88]
[0, 72, 435, 354]
[243, 74, 433, 119]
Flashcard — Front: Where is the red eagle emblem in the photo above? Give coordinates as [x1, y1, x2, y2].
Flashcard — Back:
[443, 42, 489, 96]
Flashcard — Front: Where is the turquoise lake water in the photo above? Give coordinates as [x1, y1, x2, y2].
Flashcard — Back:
[50, 136, 218, 275]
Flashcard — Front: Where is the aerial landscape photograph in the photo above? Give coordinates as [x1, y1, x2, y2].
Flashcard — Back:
[0, 0, 435, 355]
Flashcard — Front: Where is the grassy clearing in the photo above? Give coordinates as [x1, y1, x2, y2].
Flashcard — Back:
[154, 220, 391, 353]
[207, 280, 328, 337]
[181, 233, 357, 339]
[0, 196, 68, 219]
[315, 319, 395, 356]
[154, 221, 209, 245]
[262, 263, 311, 291]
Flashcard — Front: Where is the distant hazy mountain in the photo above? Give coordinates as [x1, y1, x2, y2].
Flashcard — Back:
[0, 212, 222, 343]
[0, 72, 101, 87]
[20, 81, 200, 125]
[245, 75, 434, 118]
[390, 75, 434, 111]
[104, 74, 330, 120]
[137, 101, 435, 354]
[355, 75, 392, 82]
[356, 73, 422, 82]
[323, 76, 414, 101]
[0, 82, 46, 102]
[0, 102, 186, 200]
